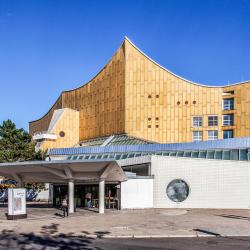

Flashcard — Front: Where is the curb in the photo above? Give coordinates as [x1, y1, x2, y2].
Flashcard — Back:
[85, 233, 250, 239]
[93, 234, 214, 239]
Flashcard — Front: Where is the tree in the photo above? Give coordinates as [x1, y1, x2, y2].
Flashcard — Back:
[0, 120, 47, 193]
[0, 119, 46, 163]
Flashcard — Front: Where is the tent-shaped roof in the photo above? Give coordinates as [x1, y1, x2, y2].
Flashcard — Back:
[0, 160, 127, 184]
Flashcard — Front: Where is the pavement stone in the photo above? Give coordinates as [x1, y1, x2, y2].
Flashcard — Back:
[0, 205, 249, 238]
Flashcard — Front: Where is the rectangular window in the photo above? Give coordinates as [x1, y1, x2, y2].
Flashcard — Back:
[207, 130, 218, 140]
[223, 130, 233, 139]
[192, 116, 203, 127]
[192, 131, 203, 141]
[223, 98, 234, 110]
[223, 114, 234, 126]
[208, 116, 218, 126]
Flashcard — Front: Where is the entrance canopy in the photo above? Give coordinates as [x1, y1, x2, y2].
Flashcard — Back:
[0, 160, 127, 184]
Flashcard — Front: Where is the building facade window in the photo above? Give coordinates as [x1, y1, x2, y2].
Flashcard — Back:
[207, 130, 218, 140]
[192, 116, 202, 127]
[223, 114, 234, 126]
[192, 131, 203, 141]
[223, 130, 234, 139]
[208, 116, 218, 126]
[223, 98, 234, 110]
[166, 179, 189, 202]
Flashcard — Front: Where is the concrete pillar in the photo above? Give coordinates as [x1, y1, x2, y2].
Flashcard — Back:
[99, 179, 105, 214]
[68, 180, 74, 213]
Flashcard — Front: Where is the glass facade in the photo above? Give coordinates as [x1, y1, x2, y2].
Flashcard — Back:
[65, 147, 250, 162]
[79, 134, 152, 147]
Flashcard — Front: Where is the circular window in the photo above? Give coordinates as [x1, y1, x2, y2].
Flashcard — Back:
[59, 131, 65, 137]
[166, 179, 189, 202]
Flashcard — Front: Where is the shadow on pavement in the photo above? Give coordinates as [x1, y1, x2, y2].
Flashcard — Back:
[0, 223, 111, 250]
[218, 214, 250, 221]
[193, 228, 221, 236]
[0, 230, 93, 250]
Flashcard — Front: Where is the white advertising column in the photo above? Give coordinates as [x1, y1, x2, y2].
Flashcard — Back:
[68, 180, 74, 213]
[99, 179, 105, 214]
[7, 188, 27, 219]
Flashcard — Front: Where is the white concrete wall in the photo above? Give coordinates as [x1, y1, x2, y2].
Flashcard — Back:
[121, 178, 153, 209]
[151, 156, 250, 209]
[36, 183, 50, 201]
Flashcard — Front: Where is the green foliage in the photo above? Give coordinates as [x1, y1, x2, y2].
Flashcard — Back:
[0, 119, 46, 163]
[0, 120, 47, 192]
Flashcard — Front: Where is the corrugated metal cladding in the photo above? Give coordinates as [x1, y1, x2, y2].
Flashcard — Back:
[48, 137, 250, 156]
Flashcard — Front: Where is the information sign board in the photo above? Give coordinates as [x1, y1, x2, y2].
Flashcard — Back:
[7, 188, 27, 219]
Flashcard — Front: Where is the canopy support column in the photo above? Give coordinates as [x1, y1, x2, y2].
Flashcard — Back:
[99, 179, 105, 214]
[68, 180, 74, 213]
[12, 174, 23, 188]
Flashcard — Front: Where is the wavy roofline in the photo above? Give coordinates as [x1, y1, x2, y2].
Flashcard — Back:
[124, 36, 250, 88]
[30, 36, 250, 125]
[29, 38, 126, 124]
[62, 38, 126, 93]
[29, 95, 62, 124]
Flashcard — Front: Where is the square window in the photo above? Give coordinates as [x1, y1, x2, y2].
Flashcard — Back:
[223, 98, 234, 110]
[223, 130, 233, 139]
[192, 116, 203, 127]
[192, 131, 203, 141]
[223, 114, 234, 126]
[208, 116, 218, 126]
[207, 130, 218, 140]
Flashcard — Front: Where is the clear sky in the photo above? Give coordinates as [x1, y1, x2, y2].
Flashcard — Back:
[0, 0, 249, 130]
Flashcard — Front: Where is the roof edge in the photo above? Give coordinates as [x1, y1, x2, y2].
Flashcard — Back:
[124, 36, 250, 88]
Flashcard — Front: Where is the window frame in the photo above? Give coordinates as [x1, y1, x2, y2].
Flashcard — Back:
[222, 114, 234, 126]
[192, 116, 203, 128]
[207, 130, 218, 140]
[208, 115, 218, 126]
[192, 131, 203, 142]
[223, 130, 234, 139]
[223, 98, 234, 110]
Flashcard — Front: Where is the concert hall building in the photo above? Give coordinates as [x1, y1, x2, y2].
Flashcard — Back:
[1, 37, 249, 212]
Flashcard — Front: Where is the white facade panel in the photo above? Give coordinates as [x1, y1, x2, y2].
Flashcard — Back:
[121, 178, 153, 209]
[151, 156, 250, 209]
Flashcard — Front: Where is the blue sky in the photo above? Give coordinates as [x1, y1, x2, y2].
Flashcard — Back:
[0, 0, 249, 130]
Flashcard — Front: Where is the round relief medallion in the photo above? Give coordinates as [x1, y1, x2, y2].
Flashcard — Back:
[166, 179, 189, 202]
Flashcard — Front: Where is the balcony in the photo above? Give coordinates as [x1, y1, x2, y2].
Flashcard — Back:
[33, 131, 57, 141]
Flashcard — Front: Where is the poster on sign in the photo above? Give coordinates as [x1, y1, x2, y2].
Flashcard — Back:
[7, 188, 27, 219]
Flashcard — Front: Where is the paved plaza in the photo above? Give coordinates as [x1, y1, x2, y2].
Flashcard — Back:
[0, 204, 249, 238]
[0, 204, 249, 249]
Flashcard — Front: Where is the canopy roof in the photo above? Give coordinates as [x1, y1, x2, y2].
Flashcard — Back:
[0, 160, 127, 184]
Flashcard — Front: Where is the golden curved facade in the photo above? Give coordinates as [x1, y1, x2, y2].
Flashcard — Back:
[29, 37, 250, 149]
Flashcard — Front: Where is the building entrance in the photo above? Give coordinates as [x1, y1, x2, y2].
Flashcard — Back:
[53, 183, 120, 209]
